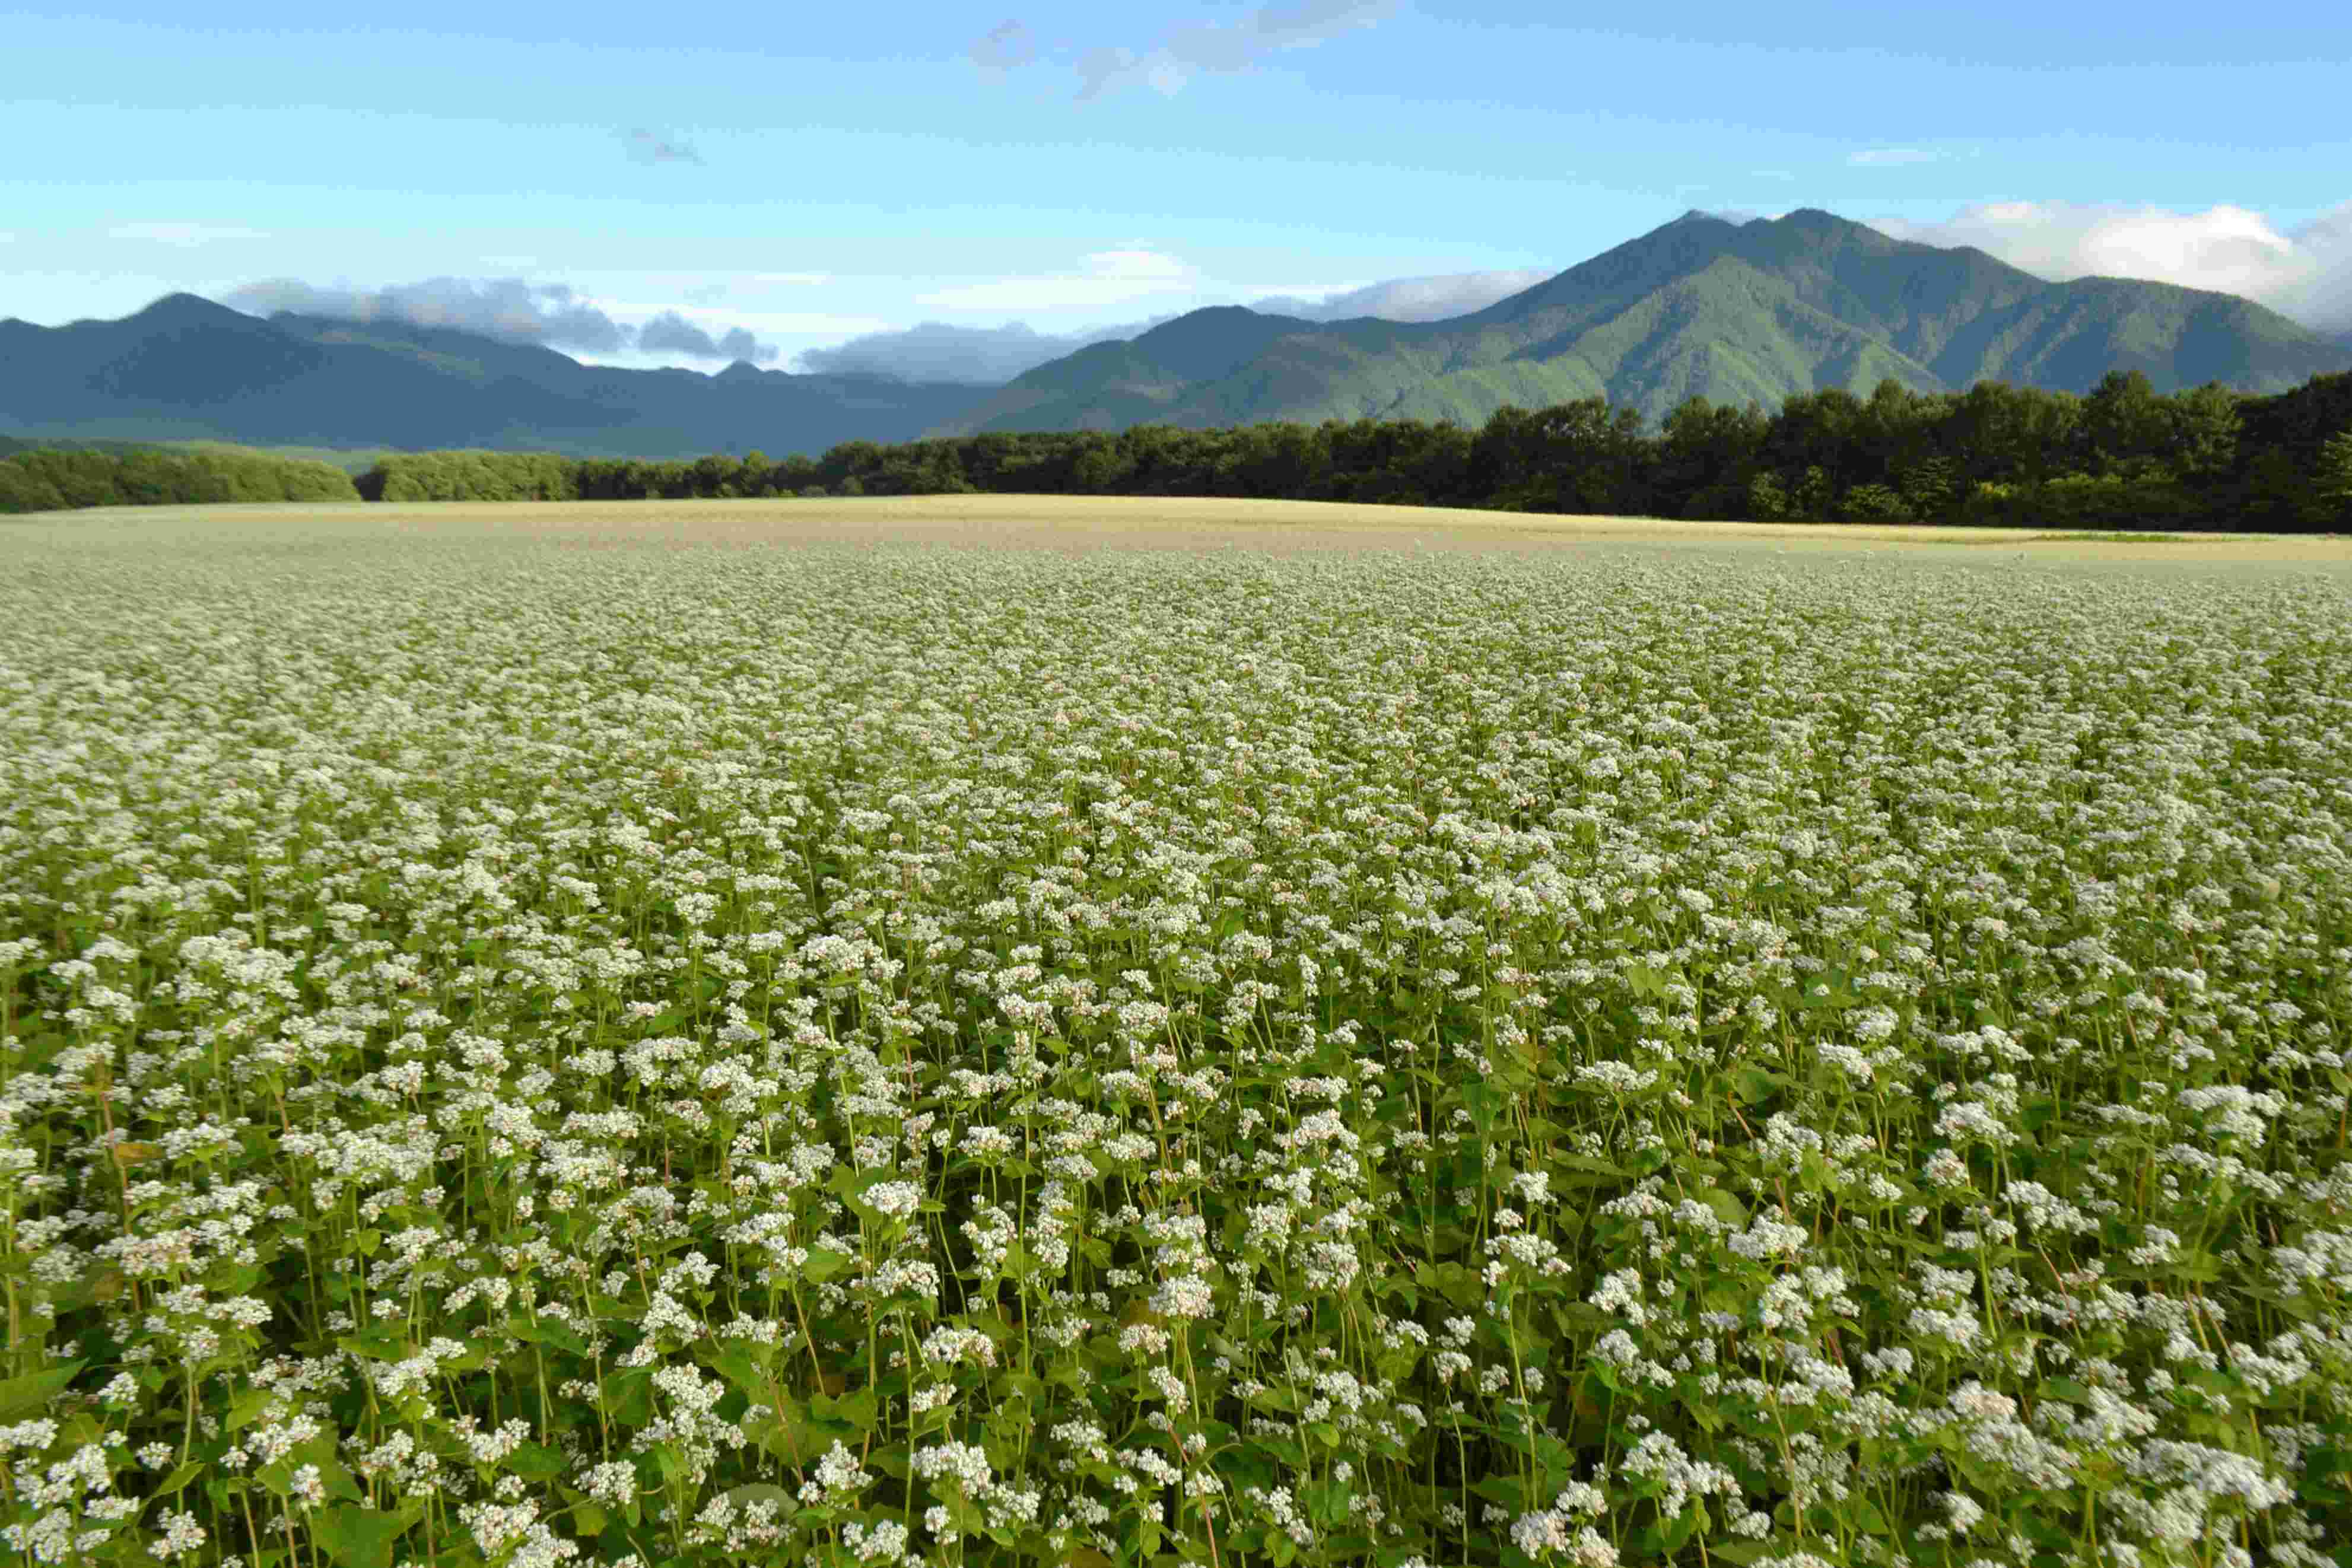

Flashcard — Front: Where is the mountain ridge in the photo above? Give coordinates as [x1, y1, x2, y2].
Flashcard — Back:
[0, 297, 987, 458]
[7, 211, 2348, 455]
[936, 209, 2352, 436]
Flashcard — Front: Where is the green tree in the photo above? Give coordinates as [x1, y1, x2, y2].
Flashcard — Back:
[0, 463, 66, 514]
[1897, 454, 1958, 519]
[2316, 428, 2352, 527]
[2167, 383, 2242, 481]
[1790, 465, 1835, 522]
[2082, 369, 2170, 477]
[1658, 397, 1769, 519]
[1838, 482, 1908, 522]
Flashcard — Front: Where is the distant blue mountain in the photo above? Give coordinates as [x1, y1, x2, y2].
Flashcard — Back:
[0, 294, 989, 458]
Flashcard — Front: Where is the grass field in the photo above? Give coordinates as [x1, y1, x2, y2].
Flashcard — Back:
[2, 497, 2350, 1568]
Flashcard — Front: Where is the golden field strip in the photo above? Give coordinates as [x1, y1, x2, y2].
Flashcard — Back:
[9, 491, 2352, 567]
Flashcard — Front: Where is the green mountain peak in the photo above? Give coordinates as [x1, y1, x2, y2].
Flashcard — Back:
[935, 208, 2349, 437]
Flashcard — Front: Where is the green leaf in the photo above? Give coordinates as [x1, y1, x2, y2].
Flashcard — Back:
[704, 1341, 772, 1400]
[151, 1461, 204, 1497]
[0, 1360, 84, 1419]
[605, 1369, 653, 1427]
[334, 1329, 408, 1363]
[712, 1482, 795, 1524]
[1700, 1187, 1749, 1229]
[506, 1442, 567, 1480]
[310, 1502, 423, 1568]
[812, 1386, 879, 1432]
[227, 1389, 278, 1430]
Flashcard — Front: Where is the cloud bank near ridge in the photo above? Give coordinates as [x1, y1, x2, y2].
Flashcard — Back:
[1871, 199, 2352, 334]
[219, 276, 780, 363]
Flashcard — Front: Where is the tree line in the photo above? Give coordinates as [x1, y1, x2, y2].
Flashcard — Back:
[11, 369, 2351, 528]
[355, 369, 2352, 531]
[0, 446, 360, 514]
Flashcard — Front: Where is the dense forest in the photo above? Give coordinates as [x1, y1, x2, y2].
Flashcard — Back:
[0, 444, 360, 513]
[9, 370, 2351, 530]
[366, 370, 2352, 530]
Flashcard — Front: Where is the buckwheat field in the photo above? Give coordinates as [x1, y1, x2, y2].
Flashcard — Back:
[6, 500, 2352, 1568]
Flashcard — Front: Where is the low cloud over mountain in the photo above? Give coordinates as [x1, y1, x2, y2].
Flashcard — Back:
[797, 319, 1172, 384]
[1253, 268, 1555, 323]
[220, 277, 779, 363]
[635, 312, 780, 364]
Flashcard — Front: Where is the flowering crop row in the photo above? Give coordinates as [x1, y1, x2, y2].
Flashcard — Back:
[1, 518, 2350, 1568]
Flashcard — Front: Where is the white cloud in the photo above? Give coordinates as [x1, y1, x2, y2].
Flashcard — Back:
[797, 319, 1171, 383]
[917, 247, 1201, 311]
[215, 276, 846, 363]
[224, 276, 633, 352]
[751, 272, 833, 286]
[637, 312, 779, 363]
[110, 222, 269, 246]
[599, 300, 895, 337]
[1251, 269, 1550, 322]
[1873, 199, 2352, 333]
[976, 0, 1395, 101]
[1848, 148, 1938, 168]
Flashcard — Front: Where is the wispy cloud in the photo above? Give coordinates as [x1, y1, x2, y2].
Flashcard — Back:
[972, 0, 1396, 101]
[917, 247, 1200, 311]
[1848, 147, 1938, 167]
[1871, 199, 2352, 334]
[110, 222, 269, 246]
[968, 18, 1038, 71]
[624, 128, 703, 165]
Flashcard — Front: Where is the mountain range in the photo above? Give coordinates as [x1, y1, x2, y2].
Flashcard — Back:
[0, 296, 977, 457]
[4, 209, 2347, 458]
[940, 209, 2352, 435]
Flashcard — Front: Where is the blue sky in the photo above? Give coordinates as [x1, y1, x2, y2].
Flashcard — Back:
[6, 0, 2351, 373]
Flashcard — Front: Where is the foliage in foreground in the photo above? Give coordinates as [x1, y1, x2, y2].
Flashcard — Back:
[2, 523, 2351, 1568]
